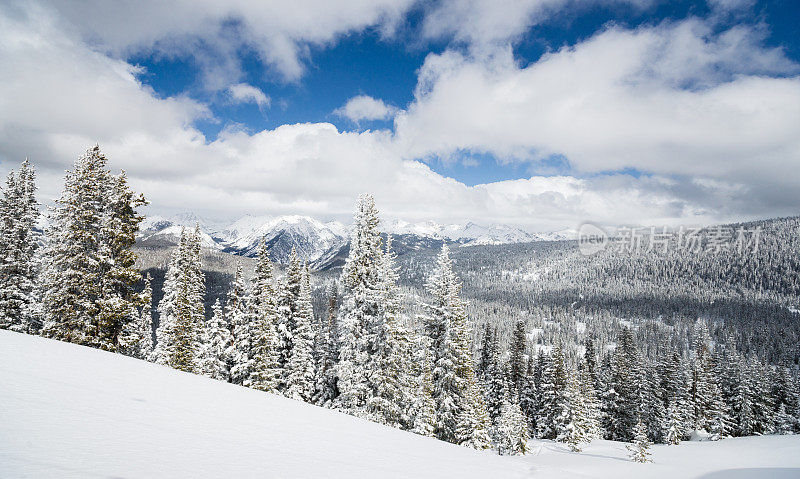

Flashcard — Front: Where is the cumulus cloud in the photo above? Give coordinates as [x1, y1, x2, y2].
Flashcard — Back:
[395, 19, 800, 214]
[334, 95, 398, 122]
[1, 2, 798, 231]
[421, 0, 656, 51]
[228, 83, 270, 108]
[26, 0, 416, 83]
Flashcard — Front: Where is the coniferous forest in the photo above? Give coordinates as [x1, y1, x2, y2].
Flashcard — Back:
[2, 146, 799, 460]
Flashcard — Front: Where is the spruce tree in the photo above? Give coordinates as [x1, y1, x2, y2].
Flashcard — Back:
[422, 244, 485, 445]
[246, 240, 281, 392]
[201, 299, 232, 381]
[334, 195, 383, 417]
[496, 399, 530, 456]
[313, 295, 340, 406]
[284, 264, 316, 401]
[627, 418, 653, 463]
[509, 317, 527, 394]
[41, 146, 146, 349]
[0, 159, 39, 332]
[228, 266, 252, 385]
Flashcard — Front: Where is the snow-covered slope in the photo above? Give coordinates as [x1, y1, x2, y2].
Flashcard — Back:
[3, 330, 799, 478]
[0, 330, 527, 478]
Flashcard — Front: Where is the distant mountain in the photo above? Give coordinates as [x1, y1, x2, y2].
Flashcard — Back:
[384, 219, 567, 246]
[136, 216, 221, 250]
[136, 213, 567, 267]
[212, 215, 348, 264]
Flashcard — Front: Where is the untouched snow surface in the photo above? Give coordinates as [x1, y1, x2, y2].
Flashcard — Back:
[2, 329, 800, 478]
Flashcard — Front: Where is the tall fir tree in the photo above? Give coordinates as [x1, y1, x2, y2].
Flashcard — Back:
[422, 244, 486, 446]
[201, 299, 232, 381]
[313, 294, 340, 407]
[334, 195, 383, 417]
[41, 146, 146, 350]
[0, 159, 39, 332]
[246, 240, 281, 392]
[284, 264, 316, 401]
[495, 399, 530, 456]
[152, 227, 204, 373]
[509, 317, 528, 395]
[627, 418, 653, 463]
[228, 266, 252, 385]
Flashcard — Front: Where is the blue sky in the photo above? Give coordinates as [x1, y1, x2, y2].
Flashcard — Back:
[1, 0, 799, 229]
[126, 0, 799, 187]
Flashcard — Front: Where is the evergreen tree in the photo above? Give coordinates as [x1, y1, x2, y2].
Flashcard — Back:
[152, 227, 204, 373]
[277, 249, 304, 392]
[495, 399, 530, 456]
[664, 401, 683, 445]
[246, 240, 281, 392]
[228, 266, 252, 385]
[334, 195, 383, 417]
[410, 336, 436, 437]
[313, 294, 340, 407]
[41, 146, 146, 349]
[602, 328, 640, 442]
[0, 159, 39, 332]
[369, 237, 417, 429]
[284, 264, 316, 401]
[537, 346, 568, 440]
[627, 418, 653, 463]
[509, 317, 527, 394]
[119, 273, 153, 359]
[691, 327, 730, 439]
[422, 244, 485, 445]
[201, 299, 232, 381]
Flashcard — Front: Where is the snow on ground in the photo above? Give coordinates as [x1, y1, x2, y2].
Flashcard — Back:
[2, 329, 800, 478]
[0, 330, 528, 479]
[523, 436, 800, 478]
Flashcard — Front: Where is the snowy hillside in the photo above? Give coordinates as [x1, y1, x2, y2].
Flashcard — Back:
[3, 329, 800, 479]
[0, 330, 527, 479]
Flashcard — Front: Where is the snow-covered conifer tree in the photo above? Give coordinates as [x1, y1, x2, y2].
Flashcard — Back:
[228, 266, 252, 385]
[0, 159, 39, 332]
[201, 299, 232, 381]
[627, 418, 652, 463]
[246, 240, 281, 392]
[41, 147, 146, 349]
[334, 195, 383, 417]
[495, 399, 530, 456]
[284, 264, 316, 401]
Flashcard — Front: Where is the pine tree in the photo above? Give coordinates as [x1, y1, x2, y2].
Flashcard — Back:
[627, 418, 653, 463]
[691, 327, 730, 439]
[664, 401, 683, 445]
[313, 294, 340, 406]
[334, 195, 383, 417]
[277, 249, 304, 393]
[152, 227, 204, 373]
[410, 336, 436, 437]
[201, 299, 232, 381]
[0, 159, 39, 332]
[285, 264, 316, 401]
[246, 240, 281, 392]
[509, 317, 527, 395]
[458, 375, 493, 450]
[602, 328, 640, 442]
[41, 146, 146, 349]
[228, 266, 252, 385]
[422, 244, 485, 445]
[369, 237, 417, 428]
[496, 399, 530, 456]
[537, 346, 568, 440]
[119, 273, 153, 359]
[484, 333, 507, 426]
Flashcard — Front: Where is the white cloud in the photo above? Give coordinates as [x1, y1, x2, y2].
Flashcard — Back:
[395, 19, 800, 210]
[1, 3, 798, 232]
[228, 83, 270, 108]
[334, 95, 398, 122]
[421, 0, 656, 51]
[28, 0, 416, 83]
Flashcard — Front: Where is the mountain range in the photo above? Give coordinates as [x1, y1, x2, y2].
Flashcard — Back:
[136, 213, 568, 267]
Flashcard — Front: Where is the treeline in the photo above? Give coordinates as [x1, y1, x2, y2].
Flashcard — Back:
[1, 146, 798, 460]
